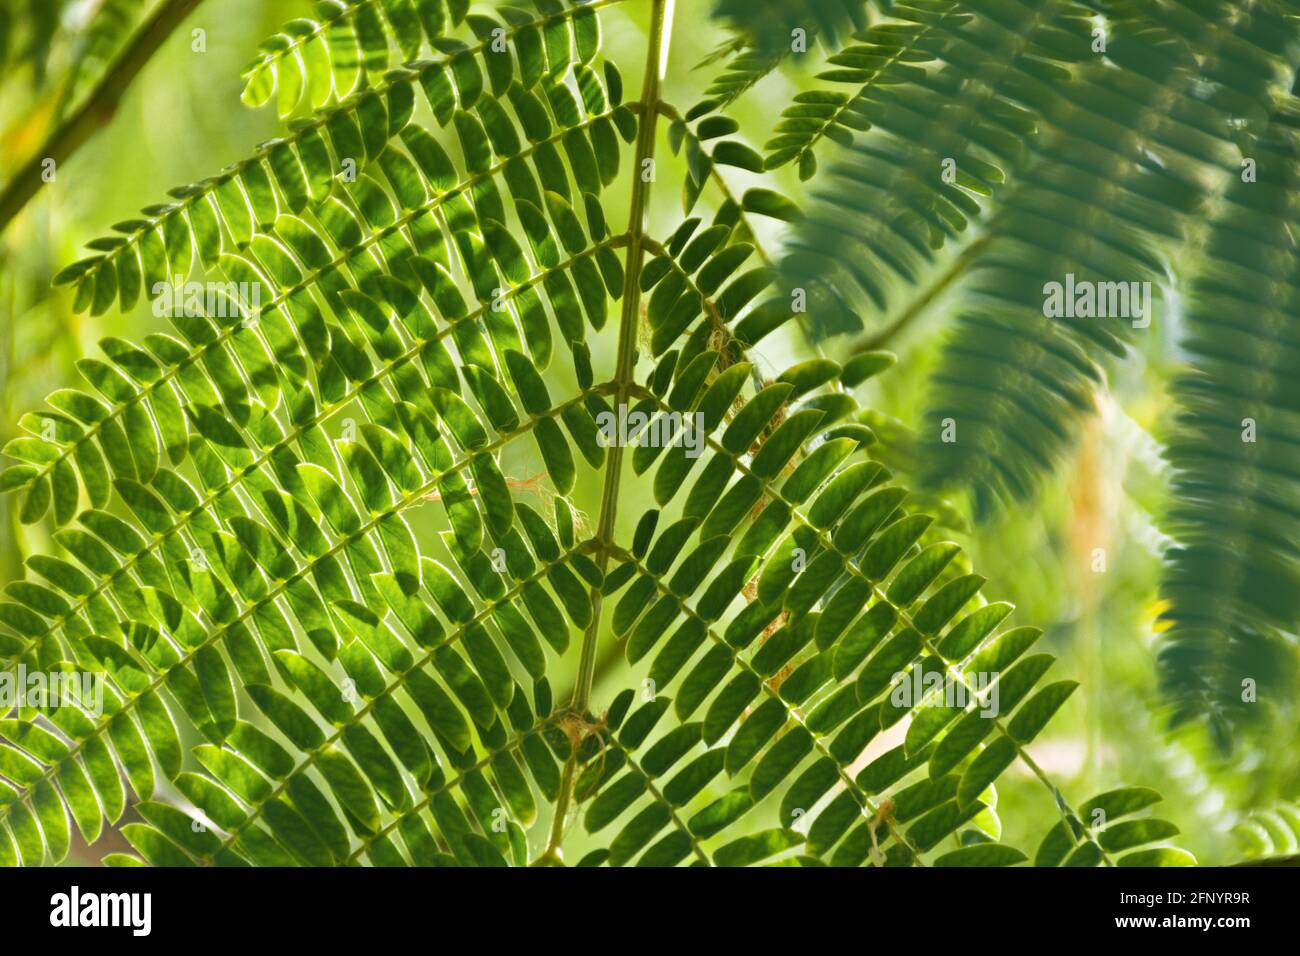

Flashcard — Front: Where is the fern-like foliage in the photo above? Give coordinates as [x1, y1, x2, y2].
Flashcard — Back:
[765, 1, 972, 180]
[240, 0, 476, 117]
[776, 0, 1300, 733]
[783, 0, 1300, 508]
[692, 0, 872, 121]
[918, 0, 1298, 515]
[780, 0, 1099, 341]
[1035, 787, 1194, 866]
[0, 0, 1167, 868]
[1157, 100, 1300, 747]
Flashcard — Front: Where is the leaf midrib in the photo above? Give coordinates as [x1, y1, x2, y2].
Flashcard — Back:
[544, 0, 674, 861]
[571, 0, 674, 714]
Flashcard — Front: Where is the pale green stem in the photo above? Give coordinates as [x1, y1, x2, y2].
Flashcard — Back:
[546, 0, 675, 859]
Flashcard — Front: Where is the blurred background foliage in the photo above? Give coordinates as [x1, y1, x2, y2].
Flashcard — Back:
[0, 0, 1295, 864]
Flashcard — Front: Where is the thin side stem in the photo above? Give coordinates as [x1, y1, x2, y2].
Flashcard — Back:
[851, 235, 990, 352]
[0, 0, 206, 235]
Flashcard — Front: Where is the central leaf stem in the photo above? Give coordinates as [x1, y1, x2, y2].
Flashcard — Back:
[545, 0, 674, 860]
[572, 0, 674, 715]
